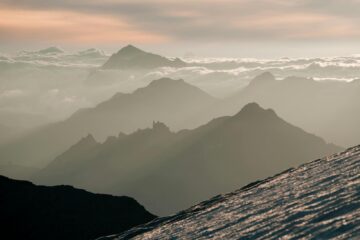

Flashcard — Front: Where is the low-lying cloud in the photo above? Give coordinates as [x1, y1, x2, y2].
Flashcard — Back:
[1, 46, 360, 133]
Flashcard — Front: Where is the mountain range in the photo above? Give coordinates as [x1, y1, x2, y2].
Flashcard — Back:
[101, 46, 360, 148]
[2, 47, 360, 171]
[34, 103, 340, 215]
[98, 145, 360, 240]
[225, 72, 360, 147]
[0, 78, 216, 168]
[0, 175, 155, 240]
[1, 45, 359, 238]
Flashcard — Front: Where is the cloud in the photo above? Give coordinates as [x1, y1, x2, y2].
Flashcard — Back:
[1, 0, 360, 45]
[0, 8, 169, 44]
[0, 46, 109, 68]
[0, 89, 25, 98]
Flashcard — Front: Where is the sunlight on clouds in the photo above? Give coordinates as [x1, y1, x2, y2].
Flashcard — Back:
[1, 0, 360, 55]
[231, 12, 360, 40]
[0, 9, 170, 44]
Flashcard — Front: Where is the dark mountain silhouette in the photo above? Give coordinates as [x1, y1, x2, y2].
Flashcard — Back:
[99, 145, 360, 240]
[0, 78, 216, 167]
[0, 175, 155, 240]
[102, 45, 186, 69]
[34, 103, 341, 215]
[225, 72, 360, 147]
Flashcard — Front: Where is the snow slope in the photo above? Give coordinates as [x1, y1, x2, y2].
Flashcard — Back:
[99, 145, 360, 239]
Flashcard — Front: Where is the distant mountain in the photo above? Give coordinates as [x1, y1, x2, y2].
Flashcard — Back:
[77, 48, 106, 58]
[37, 46, 64, 55]
[102, 45, 187, 69]
[99, 145, 360, 240]
[35, 103, 341, 215]
[0, 175, 155, 240]
[0, 78, 216, 167]
[20, 46, 64, 55]
[225, 72, 360, 147]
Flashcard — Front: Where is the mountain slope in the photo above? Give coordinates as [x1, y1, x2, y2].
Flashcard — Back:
[0, 175, 155, 240]
[103, 45, 186, 69]
[35, 103, 341, 215]
[99, 145, 360, 240]
[0, 78, 216, 167]
[225, 72, 360, 147]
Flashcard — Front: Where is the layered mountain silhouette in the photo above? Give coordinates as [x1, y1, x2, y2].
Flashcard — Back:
[102, 45, 186, 69]
[0, 175, 155, 240]
[34, 103, 341, 215]
[225, 72, 360, 147]
[0, 78, 216, 167]
[99, 145, 360, 240]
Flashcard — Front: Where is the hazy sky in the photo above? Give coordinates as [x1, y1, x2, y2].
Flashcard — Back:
[1, 0, 360, 57]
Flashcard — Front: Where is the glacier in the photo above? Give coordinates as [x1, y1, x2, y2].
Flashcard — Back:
[99, 145, 360, 239]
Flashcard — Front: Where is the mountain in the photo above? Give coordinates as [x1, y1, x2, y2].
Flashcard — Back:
[0, 78, 216, 168]
[34, 103, 341, 215]
[0, 175, 155, 240]
[77, 48, 106, 58]
[102, 45, 187, 69]
[98, 145, 360, 240]
[20, 46, 64, 55]
[225, 72, 360, 147]
[37, 46, 64, 55]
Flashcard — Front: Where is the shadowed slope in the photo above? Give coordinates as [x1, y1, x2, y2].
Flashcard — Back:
[0, 175, 156, 240]
[99, 145, 360, 240]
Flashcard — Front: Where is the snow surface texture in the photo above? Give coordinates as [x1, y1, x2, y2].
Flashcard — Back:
[99, 145, 360, 239]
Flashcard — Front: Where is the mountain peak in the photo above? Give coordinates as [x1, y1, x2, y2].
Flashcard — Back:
[78, 134, 97, 146]
[240, 102, 262, 111]
[117, 44, 144, 55]
[152, 121, 170, 133]
[102, 46, 186, 69]
[148, 78, 185, 87]
[234, 102, 277, 119]
[249, 72, 275, 86]
[38, 46, 64, 54]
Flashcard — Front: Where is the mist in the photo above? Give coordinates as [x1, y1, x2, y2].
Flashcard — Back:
[1, 0, 360, 238]
[2, 45, 360, 134]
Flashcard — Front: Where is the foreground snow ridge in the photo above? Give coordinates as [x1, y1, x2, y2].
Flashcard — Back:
[101, 146, 360, 239]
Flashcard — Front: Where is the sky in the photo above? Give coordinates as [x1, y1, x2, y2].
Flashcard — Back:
[1, 0, 360, 57]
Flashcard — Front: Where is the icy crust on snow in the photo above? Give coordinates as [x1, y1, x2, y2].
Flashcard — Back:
[100, 146, 360, 240]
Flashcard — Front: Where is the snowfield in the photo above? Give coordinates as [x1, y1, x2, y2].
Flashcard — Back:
[99, 145, 360, 239]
